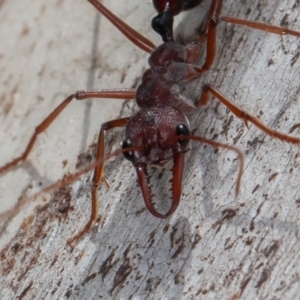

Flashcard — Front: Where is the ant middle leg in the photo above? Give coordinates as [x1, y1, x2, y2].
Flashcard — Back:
[196, 84, 300, 145]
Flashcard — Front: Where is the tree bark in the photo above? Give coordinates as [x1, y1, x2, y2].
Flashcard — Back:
[1, 0, 300, 299]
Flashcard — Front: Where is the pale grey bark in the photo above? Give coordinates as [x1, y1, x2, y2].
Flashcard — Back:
[1, 0, 300, 299]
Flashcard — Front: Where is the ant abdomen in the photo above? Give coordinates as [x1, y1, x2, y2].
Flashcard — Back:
[152, 0, 202, 16]
[153, 0, 184, 16]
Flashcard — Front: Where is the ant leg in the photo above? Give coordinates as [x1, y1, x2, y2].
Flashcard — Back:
[198, 0, 222, 37]
[188, 1, 300, 67]
[196, 84, 300, 144]
[67, 117, 131, 245]
[196, 0, 223, 71]
[87, 0, 156, 54]
[185, 0, 222, 68]
[218, 16, 300, 38]
[0, 89, 136, 175]
[187, 0, 300, 72]
[187, 0, 300, 71]
[182, 0, 300, 78]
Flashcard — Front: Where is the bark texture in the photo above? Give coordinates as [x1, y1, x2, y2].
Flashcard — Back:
[1, 0, 300, 299]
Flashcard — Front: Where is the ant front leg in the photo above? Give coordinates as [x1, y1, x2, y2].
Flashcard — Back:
[0, 89, 135, 175]
[67, 117, 131, 245]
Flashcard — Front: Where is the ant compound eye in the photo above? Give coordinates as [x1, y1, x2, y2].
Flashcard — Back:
[176, 124, 190, 147]
[122, 139, 134, 161]
[176, 124, 189, 135]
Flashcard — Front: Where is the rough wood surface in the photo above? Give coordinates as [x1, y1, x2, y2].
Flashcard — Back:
[1, 0, 300, 299]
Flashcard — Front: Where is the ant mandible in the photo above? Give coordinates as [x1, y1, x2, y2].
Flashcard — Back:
[1, 0, 300, 245]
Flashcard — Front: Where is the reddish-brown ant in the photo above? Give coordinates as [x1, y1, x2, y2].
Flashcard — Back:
[1, 0, 300, 245]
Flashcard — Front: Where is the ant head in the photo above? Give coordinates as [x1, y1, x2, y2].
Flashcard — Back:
[122, 105, 190, 166]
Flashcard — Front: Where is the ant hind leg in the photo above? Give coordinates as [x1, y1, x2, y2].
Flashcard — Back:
[87, 0, 156, 54]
